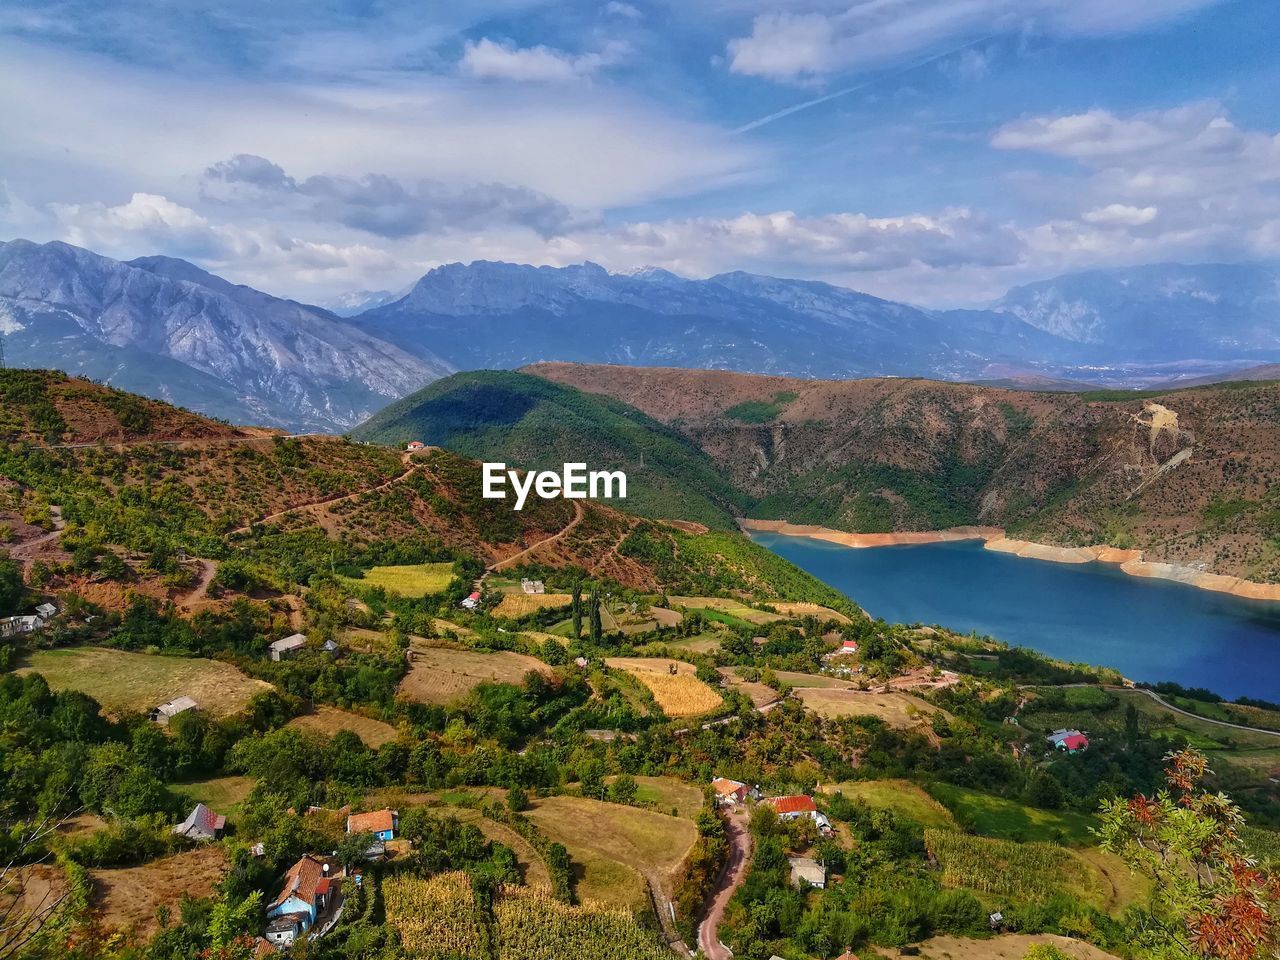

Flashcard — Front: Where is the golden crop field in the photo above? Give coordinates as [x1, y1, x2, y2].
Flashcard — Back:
[924, 830, 1094, 903]
[384, 872, 670, 960]
[768, 601, 852, 623]
[350, 562, 456, 597]
[794, 688, 951, 732]
[19, 647, 272, 718]
[286, 705, 398, 747]
[399, 646, 552, 705]
[605, 657, 723, 718]
[493, 593, 573, 618]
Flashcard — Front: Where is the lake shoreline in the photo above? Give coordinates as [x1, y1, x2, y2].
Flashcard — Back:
[739, 518, 1280, 603]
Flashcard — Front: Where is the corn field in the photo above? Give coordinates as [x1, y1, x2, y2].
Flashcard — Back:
[924, 829, 1085, 900]
[385, 872, 670, 960]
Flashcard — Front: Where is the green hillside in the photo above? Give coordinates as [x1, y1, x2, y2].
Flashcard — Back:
[351, 370, 747, 529]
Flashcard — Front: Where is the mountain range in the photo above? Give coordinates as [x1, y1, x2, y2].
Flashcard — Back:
[0, 239, 452, 431]
[2, 237, 1279, 431]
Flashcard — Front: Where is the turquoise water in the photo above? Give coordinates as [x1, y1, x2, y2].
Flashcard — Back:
[748, 532, 1280, 701]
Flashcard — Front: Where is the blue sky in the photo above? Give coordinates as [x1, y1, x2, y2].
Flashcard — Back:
[1, 0, 1277, 305]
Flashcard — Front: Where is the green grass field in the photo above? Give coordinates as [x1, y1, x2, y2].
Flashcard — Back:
[19, 647, 273, 718]
[172, 776, 256, 823]
[926, 783, 1098, 846]
[350, 562, 456, 598]
[821, 779, 957, 830]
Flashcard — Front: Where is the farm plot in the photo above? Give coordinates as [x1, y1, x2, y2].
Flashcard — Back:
[718, 668, 780, 709]
[493, 593, 573, 618]
[668, 596, 784, 625]
[767, 601, 852, 623]
[384, 871, 670, 960]
[92, 846, 229, 936]
[794, 687, 947, 730]
[19, 647, 272, 718]
[525, 795, 698, 908]
[287, 705, 398, 747]
[605, 657, 723, 718]
[819, 779, 956, 831]
[399, 646, 551, 705]
[347, 562, 455, 598]
[774, 670, 858, 689]
[615, 775, 704, 820]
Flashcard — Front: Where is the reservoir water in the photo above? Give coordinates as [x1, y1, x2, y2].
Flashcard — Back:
[747, 532, 1280, 702]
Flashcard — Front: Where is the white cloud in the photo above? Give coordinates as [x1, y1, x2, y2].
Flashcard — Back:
[724, 0, 1225, 82]
[459, 38, 625, 83]
[727, 13, 838, 83]
[1082, 203, 1158, 226]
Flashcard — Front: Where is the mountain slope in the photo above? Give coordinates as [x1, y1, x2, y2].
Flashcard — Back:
[527, 362, 1280, 584]
[355, 260, 1089, 382]
[351, 370, 746, 529]
[996, 262, 1280, 359]
[0, 239, 453, 431]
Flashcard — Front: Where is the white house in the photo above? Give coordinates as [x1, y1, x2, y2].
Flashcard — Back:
[764, 795, 832, 834]
[0, 615, 43, 638]
[269, 633, 309, 661]
[34, 602, 57, 620]
[150, 696, 197, 724]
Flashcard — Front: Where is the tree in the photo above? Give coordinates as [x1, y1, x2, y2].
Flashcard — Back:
[571, 582, 582, 640]
[607, 774, 637, 806]
[507, 785, 529, 812]
[588, 590, 602, 644]
[336, 831, 375, 873]
[1098, 748, 1280, 960]
[0, 554, 22, 616]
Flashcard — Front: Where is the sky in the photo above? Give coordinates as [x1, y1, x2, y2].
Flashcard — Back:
[1, 0, 1278, 307]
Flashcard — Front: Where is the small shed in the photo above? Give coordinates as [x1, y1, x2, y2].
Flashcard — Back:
[34, 602, 57, 619]
[269, 633, 309, 661]
[173, 803, 226, 841]
[789, 857, 826, 889]
[151, 696, 197, 724]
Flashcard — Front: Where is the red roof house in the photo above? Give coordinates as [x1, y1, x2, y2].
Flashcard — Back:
[1059, 733, 1089, 753]
[766, 795, 818, 815]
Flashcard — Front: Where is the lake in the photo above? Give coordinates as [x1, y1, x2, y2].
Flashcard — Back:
[748, 532, 1280, 701]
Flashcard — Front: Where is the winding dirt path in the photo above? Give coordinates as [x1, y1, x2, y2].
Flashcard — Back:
[230, 453, 418, 535]
[486, 500, 586, 574]
[696, 810, 751, 960]
[177, 558, 219, 611]
[9, 506, 65, 573]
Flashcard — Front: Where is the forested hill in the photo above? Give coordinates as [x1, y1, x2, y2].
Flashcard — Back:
[524, 362, 1280, 583]
[350, 370, 747, 530]
[0, 369, 247, 444]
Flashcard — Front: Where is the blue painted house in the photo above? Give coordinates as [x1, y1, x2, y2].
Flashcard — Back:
[346, 808, 398, 842]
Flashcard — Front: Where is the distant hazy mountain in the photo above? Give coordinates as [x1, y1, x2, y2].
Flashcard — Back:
[321, 288, 407, 317]
[355, 260, 1091, 382]
[996, 263, 1280, 359]
[0, 239, 452, 431]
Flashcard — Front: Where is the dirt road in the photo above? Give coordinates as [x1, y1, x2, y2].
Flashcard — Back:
[696, 810, 752, 960]
[486, 500, 586, 574]
[230, 454, 418, 535]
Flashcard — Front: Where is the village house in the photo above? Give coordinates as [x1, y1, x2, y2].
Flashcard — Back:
[1046, 728, 1090, 753]
[461, 591, 481, 610]
[711, 777, 754, 807]
[0, 615, 43, 638]
[265, 855, 341, 948]
[173, 803, 226, 841]
[347, 808, 398, 842]
[269, 633, 309, 661]
[150, 696, 197, 724]
[789, 856, 826, 889]
[520, 578, 545, 595]
[405, 440, 426, 452]
[764, 795, 832, 834]
[34, 602, 57, 620]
